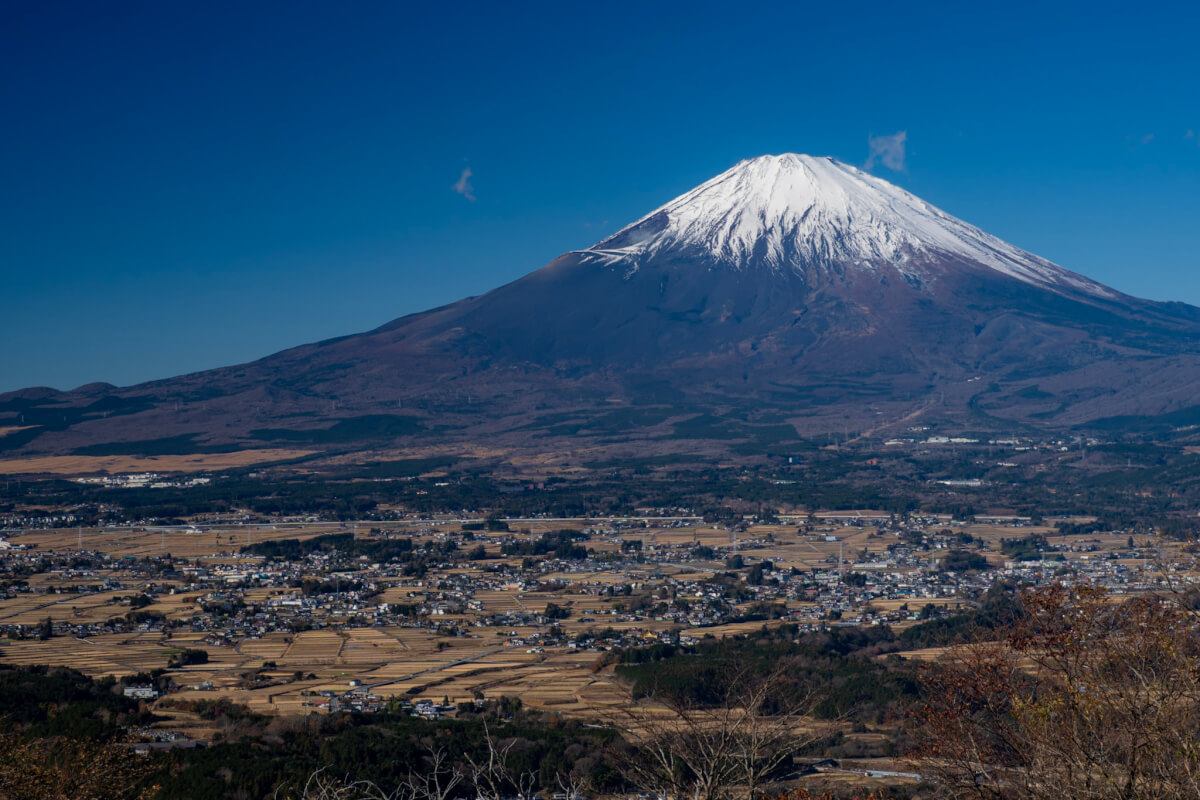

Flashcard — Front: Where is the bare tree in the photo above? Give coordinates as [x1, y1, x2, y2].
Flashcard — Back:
[276, 767, 404, 800]
[465, 721, 538, 800]
[284, 723, 551, 800]
[555, 772, 591, 800]
[914, 585, 1200, 799]
[279, 740, 464, 800]
[609, 664, 826, 800]
[733, 673, 820, 800]
[399, 742, 464, 800]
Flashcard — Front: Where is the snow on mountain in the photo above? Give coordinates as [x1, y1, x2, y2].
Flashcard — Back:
[579, 154, 1114, 298]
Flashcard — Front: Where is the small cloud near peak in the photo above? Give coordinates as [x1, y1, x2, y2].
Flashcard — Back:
[452, 167, 476, 202]
[865, 131, 907, 172]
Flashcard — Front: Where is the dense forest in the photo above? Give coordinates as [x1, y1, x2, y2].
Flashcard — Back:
[154, 707, 622, 800]
[611, 590, 1020, 725]
[9, 437, 1200, 532]
[0, 663, 151, 740]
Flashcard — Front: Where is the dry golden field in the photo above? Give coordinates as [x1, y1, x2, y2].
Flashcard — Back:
[12, 522, 359, 559]
[0, 449, 315, 475]
[25, 624, 634, 718]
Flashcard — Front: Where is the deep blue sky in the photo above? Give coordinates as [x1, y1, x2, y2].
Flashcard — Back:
[2, 0, 1198, 392]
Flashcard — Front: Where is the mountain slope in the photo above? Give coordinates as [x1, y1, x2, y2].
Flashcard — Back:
[5, 154, 1200, 466]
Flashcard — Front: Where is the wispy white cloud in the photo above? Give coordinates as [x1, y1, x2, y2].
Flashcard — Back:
[452, 167, 475, 202]
[1141, 133, 1156, 145]
[865, 131, 907, 172]
[1188, 130, 1199, 146]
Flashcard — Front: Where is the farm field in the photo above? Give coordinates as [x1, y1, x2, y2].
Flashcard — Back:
[0, 449, 315, 475]
[0, 620, 629, 717]
[2, 510, 1183, 746]
[11, 522, 365, 559]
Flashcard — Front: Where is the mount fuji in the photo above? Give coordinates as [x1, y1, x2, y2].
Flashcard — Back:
[6, 154, 1200, 465]
[582, 154, 1111, 297]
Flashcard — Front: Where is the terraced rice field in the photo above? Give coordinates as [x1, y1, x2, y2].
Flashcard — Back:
[0, 631, 241, 677]
[8, 522, 368, 559]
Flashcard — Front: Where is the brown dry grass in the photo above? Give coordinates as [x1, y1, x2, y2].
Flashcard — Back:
[11, 523, 350, 559]
[0, 449, 315, 475]
[0, 426, 35, 438]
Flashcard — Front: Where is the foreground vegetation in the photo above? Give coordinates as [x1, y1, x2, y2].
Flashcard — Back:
[9, 581, 1200, 798]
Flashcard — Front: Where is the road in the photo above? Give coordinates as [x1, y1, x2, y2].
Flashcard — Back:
[21, 516, 704, 537]
[0, 589, 103, 622]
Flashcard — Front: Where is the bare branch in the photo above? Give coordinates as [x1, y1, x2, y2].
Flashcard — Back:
[606, 662, 827, 800]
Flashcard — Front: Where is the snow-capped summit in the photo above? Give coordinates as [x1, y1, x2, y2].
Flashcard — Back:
[581, 153, 1112, 298]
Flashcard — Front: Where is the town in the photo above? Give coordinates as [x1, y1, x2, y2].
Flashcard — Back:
[1, 499, 1191, 744]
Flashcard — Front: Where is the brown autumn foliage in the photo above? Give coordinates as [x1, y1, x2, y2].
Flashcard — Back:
[913, 584, 1200, 799]
[0, 733, 157, 800]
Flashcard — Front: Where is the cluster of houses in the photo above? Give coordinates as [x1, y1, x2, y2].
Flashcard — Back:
[73, 473, 213, 490]
[306, 688, 454, 717]
[2, 510, 1194, 669]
